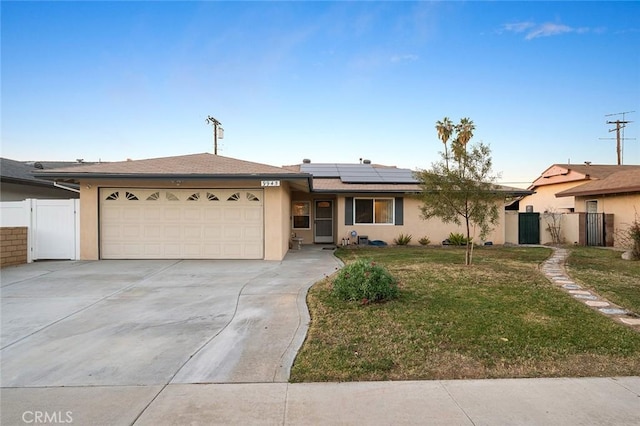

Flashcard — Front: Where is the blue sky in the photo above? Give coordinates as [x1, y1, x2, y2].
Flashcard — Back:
[2, 1, 639, 186]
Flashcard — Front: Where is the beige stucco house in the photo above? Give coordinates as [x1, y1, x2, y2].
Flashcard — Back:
[520, 164, 640, 213]
[37, 153, 529, 261]
[556, 168, 640, 247]
[513, 163, 640, 247]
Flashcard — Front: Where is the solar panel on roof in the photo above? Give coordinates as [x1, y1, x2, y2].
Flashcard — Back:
[300, 163, 341, 177]
[340, 175, 382, 183]
[301, 162, 418, 183]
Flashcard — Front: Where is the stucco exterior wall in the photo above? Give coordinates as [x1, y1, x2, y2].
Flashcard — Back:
[504, 211, 519, 244]
[79, 182, 99, 260]
[573, 193, 640, 247]
[539, 212, 580, 245]
[263, 183, 291, 261]
[519, 181, 585, 213]
[78, 178, 292, 261]
[333, 196, 506, 246]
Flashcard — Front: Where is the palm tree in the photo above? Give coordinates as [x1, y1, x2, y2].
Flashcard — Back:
[453, 118, 475, 163]
[436, 117, 454, 170]
[456, 117, 475, 147]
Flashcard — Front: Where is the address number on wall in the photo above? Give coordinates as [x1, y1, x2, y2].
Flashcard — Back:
[261, 180, 281, 187]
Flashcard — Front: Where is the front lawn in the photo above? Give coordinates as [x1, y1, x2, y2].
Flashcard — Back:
[290, 246, 640, 382]
[566, 246, 640, 314]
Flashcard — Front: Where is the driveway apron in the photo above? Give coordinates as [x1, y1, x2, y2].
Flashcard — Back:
[0, 247, 342, 388]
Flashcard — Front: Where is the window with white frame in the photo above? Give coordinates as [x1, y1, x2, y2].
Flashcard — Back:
[355, 198, 394, 224]
[292, 201, 311, 229]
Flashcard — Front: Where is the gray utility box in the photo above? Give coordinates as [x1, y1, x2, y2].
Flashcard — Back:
[358, 236, 369, 245]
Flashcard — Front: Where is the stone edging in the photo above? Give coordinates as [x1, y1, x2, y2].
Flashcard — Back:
[541, 247, 640, 330]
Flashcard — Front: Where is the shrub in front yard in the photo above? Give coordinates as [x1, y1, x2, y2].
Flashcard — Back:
[418, 236, 431, 246]
[332, 258, 399, 303]
[616, 212, 640, 260]
[446, 232, 472, 246]
[393, 233, 412, 245]
[627, 214, 640, 260]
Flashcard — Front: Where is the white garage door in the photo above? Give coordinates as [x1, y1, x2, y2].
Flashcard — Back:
[100, 188, 264, 259]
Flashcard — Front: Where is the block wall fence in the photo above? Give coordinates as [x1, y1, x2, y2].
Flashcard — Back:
[1, 227, 28, 268]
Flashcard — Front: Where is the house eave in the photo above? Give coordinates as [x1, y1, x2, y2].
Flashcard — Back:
[34, 172, 312, 182]
[1, 176, 57, 188]
[311, 188, 421, 194]
[556, 187, 640, 198]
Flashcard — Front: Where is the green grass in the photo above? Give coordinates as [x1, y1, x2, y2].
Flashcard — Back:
[566, 246, 640, 314]
[290, 246, 640, 382]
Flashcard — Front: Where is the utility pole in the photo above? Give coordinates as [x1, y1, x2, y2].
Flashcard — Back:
[602, 111, 635, 165]
[205, 115, 224, 155]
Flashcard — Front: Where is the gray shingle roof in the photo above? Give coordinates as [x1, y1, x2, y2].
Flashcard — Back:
[1, 157, 58, 187]
[34, 153, 309, 179]
[556, 169, 640, 197]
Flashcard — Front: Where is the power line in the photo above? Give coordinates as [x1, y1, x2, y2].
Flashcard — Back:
[205, 115, 224, 155]
[601, 111, 635, 165]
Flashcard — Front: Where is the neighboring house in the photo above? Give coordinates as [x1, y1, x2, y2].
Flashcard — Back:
[520, 164, 640, 213]
[556, 168, 640, 247]
[0, 157, 85, 201]
[35, 153, 530, 261]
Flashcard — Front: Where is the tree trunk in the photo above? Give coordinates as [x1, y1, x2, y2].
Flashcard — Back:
[465, 217, 471, 265]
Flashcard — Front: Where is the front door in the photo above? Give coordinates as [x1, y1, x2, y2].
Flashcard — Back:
[314, 200, 334, 243]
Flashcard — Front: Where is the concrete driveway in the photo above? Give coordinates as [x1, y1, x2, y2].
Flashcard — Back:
[1, 247, 342, 388]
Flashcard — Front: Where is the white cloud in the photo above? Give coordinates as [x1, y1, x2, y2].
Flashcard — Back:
[525, 23, 572, 40]
[390, 54, 419, 63]
[502, 21, 598, 40]
[503, 22, 535, 34]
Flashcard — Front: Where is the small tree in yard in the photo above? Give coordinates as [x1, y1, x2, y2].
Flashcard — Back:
[415, 117, 503, 265]
[616, 210, 640, 260]
[543, 207, 563, 245]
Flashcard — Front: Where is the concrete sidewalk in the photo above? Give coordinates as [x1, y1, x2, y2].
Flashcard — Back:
[2, 377, 639, 425]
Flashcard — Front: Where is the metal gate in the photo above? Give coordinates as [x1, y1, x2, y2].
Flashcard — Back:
[519, 213, 540, 244]
[585, 213, 605, 246]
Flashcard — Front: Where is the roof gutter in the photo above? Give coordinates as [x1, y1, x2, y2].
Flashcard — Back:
[54, 181, 80, 193]
[34, 172, 314, 192]
[34, 172, 312, 181]
[556, 187, 640, 198]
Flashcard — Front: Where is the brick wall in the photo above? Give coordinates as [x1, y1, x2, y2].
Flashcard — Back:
[1, 227, 28, 268]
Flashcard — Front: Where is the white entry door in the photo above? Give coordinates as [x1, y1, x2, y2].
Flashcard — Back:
[100, 188, 264, 259]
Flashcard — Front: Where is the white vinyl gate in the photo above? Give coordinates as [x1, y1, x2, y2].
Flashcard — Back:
[0, 199, 80, 261]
